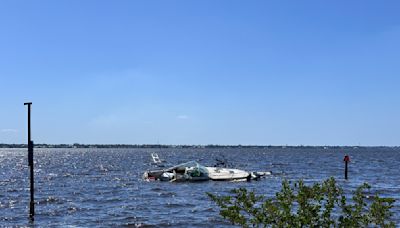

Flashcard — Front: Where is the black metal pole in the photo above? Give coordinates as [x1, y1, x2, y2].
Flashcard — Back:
[343, 155, 350, 180]
[24, 102, 34, 221]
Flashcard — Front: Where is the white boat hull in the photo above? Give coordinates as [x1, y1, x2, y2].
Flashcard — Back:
[206, 167, 250, 181]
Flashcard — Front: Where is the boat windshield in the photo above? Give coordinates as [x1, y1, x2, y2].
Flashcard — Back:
[167, 161, 208, 174]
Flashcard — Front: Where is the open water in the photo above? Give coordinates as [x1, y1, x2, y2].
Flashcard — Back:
[1, 147, 399, 227]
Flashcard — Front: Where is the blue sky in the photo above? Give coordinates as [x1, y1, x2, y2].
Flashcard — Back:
[1, 1, 400, 145]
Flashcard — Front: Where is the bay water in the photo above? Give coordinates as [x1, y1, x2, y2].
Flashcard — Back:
[1, 147, 399, 227]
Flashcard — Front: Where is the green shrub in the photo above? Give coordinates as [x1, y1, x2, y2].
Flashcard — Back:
[207, 177, 396, 227]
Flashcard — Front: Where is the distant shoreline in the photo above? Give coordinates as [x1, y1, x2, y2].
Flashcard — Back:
[0, 143, 398, 149]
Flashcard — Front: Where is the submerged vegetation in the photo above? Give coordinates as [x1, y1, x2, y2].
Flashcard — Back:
[208, 178, 396, 227]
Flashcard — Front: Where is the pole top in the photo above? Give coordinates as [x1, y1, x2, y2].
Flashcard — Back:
[24, 102, 32, 105]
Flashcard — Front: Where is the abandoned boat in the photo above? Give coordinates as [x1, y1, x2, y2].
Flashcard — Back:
[143, 161, 271, 182]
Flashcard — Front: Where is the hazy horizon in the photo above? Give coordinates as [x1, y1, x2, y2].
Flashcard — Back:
[0, 142, 398, 148]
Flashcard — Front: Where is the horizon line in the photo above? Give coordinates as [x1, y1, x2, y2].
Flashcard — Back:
[1, 143, 399, 148]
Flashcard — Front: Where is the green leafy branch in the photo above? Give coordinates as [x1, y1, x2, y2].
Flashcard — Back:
[208, 177, 396, 227]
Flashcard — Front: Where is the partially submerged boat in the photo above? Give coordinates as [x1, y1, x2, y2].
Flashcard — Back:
[143, 160, 271, 182]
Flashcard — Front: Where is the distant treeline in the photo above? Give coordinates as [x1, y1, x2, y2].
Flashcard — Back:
[0, 143, 397, 149]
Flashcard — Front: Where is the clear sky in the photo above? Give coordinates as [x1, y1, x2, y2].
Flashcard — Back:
[1, 1, 400, 146]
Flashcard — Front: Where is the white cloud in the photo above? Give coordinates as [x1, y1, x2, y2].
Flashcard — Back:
[1, 129, 18, 133]
[89, 114, 119, 126]
[177, 115, 189, 119]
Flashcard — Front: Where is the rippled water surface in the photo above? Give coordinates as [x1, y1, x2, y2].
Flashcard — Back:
[1, 148, 399, 227]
